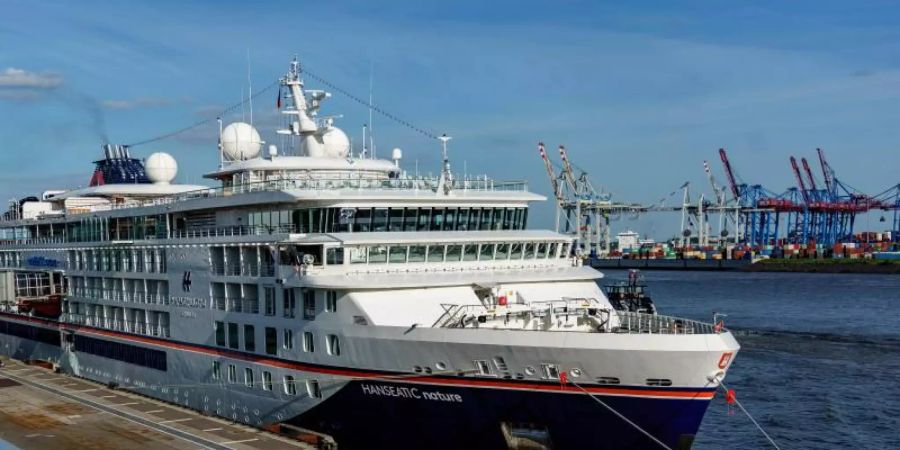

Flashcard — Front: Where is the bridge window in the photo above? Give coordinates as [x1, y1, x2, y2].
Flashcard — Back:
[389, 246, 407, 263]
[479, 243, 495, 261]
[463, 244, 478, 261]
[446, 245, 463, 262]
[408, 245, 426, 263]
[427, 245, 445, 262]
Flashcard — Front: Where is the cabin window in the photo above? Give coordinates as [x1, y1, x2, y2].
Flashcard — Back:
[263, 371, 273, 391]
[462, 244, 478, 261]
[479, 243, 495, 261]
[647, 379, 673, 387]
[368, 246, 387, 263]
[283, 329, 294, 350]
[325, 291, 338, 312]
[307, 380, 322, 398]
[326, 248, 344, 265]
[265, 327, 277, 355]
[524, 243, 536, 259]
[354, 208, 372, 232]
[559, 243, 570, 258]
[303, 332, 315, 352]
[372, 208, 389, 232]
[264, 287, 276, 316]
[284, 376, 297, 396]
[283, 288, 296, 318]
[327, 334, 341, 356]
[412, 208, 428, 231]
[456, 209, 469, 231]
[444, 208, 457, 230]
[215, 321, 226, 347]
[408, 245, 426, 263]
[228, 322, 239, 349]
[303, 290, 316, 319]
[446, 245, 463, 262]
[388, 208, 404, 231]
[495, 243, 510, 260]
[244, 325, 256, 352]
[244, 368, 254, 388]
[212, 361, 221, 380]
[228, 364, 237, 383]
[427, 245, 445, 262]
[403, 208, 418, 231]
[388, 246, 407, 263]
[349, 247, 367, 264]
[510, 243, 523, 259]
[548, 243, 559, 259]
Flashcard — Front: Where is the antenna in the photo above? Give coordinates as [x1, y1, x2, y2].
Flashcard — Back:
[438, 134, 453, 194]
[368, 63, 374, 158]
[247, 48, 254, 126]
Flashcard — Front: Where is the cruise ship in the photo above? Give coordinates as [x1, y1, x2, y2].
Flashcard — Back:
[0, 57, 739, 450]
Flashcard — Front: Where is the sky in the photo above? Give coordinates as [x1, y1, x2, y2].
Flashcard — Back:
[1, 0, 899, 238]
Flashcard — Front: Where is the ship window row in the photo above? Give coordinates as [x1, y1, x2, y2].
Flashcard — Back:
[212, 285, 339, 320]
[347, 241, 570, 265]
[248, 206, 528, 234]
[68, 248, 167, 274]
[213, 321, 340, 358]
[0, 252, 22, 268]
[69, 276, 169, 305]
[74, 334, 167, 371]
[209, 245, 275, 277]
[211, 361, 321, 398]
[0, 319, 61, 346]
[65, 302, 170, 339]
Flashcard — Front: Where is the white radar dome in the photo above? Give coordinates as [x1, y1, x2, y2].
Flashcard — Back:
[145, 152, 178, 184]
[320, 126, 350, 158]
[221, 122, 262, 161]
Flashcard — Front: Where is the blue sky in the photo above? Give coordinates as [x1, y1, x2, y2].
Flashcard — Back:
[1, 0, 899, 236]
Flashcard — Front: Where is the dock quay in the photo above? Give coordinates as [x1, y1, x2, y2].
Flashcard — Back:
[0, 356, 322, 450]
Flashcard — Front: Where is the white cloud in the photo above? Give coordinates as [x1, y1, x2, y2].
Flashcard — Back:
[0, 68, 63, 89]
[101, 97, 174, 109]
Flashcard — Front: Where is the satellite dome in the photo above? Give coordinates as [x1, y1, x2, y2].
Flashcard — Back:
[221, 122, 262, 161]
[145, 152, 178, 184]
[320, 126, 350, 158]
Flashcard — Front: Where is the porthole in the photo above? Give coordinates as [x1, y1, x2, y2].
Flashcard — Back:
[570, 368, 583, 378]
[524, 366, 536, 376]
[424, 367, 432, 374]
[413, 366, 423, 373]
[435, 361, 448, 371]
[515, 373, 525, 380]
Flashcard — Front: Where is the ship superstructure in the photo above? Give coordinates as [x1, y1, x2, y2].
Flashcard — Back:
[0, 57, 739, 450]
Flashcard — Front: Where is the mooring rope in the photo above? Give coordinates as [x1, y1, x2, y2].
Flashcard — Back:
[717, 380, 782, 450]
[569, 379, 673, 450]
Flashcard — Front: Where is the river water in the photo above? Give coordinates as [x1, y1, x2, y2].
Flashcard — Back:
[601, 270, 900, 449]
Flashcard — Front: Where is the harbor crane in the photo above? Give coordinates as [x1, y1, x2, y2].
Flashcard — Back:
[537, 142, 645, 256]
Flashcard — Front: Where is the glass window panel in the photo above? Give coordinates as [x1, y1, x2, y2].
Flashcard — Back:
[495, 243, 510, 259]
[457, 209, 469, 231]
[524, 243, 536, 259]
[388, 208, 404, 232]
[389, 246, 408, 263]
[548, 243, 558, 258]
[427, 245, 445, 262]
[444, 208, 456, 231]
[446, 245, 462, 262]
[408, 245, 426, 262]
[430, 208, 445, 231]
[349, 247, 367, 264]
[479, 243, 495, 261]
[559, 243, 570, 258]
[468, 208, 480, 230]
[354, 208, 372, 232]
[479, 208, 492, 230]
[372, 208, 388, 232]
[510, 243, 523, 259]
[537, 243, 549, 258]
[493, 209, 504, 230]
[417, 208, 431, 231]
[368, 245, 387, 263]
[403, 208, 418, 231]
[463, 244, 478, 261]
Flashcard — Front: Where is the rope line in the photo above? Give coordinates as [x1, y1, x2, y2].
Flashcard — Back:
[569, 379, 673, 450]
[125, 79, 280, 147]
[300, 67, 440, 141]
[718, 381, 782, 450]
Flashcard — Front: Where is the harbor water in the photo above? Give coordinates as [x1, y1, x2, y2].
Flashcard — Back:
[601, 270, 900, 449]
